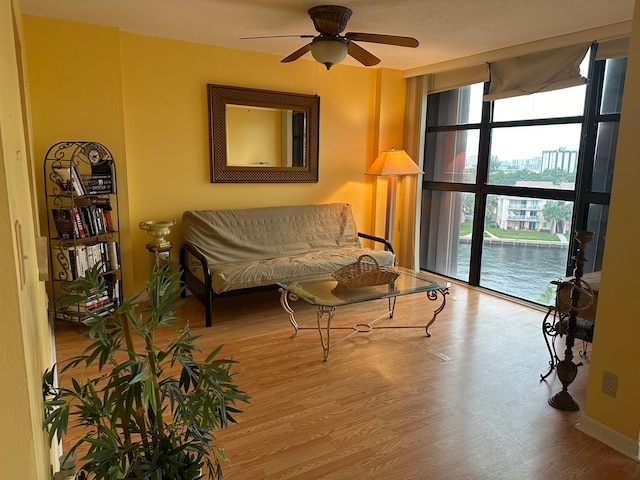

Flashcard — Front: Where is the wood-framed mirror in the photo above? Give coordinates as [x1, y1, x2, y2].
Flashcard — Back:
[208, 84, 320, 183]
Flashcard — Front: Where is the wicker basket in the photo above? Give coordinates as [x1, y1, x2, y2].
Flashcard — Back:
[332, 254, 400, 289]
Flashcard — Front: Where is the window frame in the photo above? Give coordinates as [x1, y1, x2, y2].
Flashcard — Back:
[420, 46, 624, 297]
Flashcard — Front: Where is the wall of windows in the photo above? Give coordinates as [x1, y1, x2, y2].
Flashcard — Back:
[420, 52, 626, 304]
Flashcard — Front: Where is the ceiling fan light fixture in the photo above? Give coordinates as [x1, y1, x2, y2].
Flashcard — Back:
[311, 37, 348, 70]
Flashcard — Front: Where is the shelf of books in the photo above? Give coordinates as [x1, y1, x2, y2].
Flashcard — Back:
[44, 141, 122, 324]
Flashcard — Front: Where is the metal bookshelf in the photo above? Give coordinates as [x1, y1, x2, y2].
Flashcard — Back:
[44, 141, 122, 324]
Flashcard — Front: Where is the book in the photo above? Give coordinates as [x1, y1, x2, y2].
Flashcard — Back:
[81, 174, 114, 194]
[72, 207, 87, 238]
[70, 163, 86, 196]
[89, 196, 112, 207]
[88, 197, 114, 232]
[77, 207, 88, 236]
[78, 206, 102, 237]
[56, 304, 113, 322]
[52, 166, 73, 192]
[97, 208, 107, 233]
[86, 242, 96, 269]
[78, 288, 111, 310]
[67, 246, 80, 279]
[101, 242, 110, 271]
[103, 209, 114, 232]
[89, 243, 106, 272]
[74, 244, 88, 277]
[52, 208, 77, 239]
[92, 206, 105, 234]
[109, 278, 122, 307]
[107, 241, 120, 270]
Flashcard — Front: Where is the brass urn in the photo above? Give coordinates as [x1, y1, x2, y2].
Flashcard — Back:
[139, 218, 176, 250]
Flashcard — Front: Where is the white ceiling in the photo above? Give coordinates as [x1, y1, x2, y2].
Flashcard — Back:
[20, 0, 635, 71]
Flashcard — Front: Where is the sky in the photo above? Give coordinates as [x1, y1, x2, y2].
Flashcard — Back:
[466, 81, 587, 161]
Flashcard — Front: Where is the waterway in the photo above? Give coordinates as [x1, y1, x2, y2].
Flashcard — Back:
[456, 240, 570, 304]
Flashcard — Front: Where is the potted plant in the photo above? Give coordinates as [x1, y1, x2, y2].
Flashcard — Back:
[43, 264, 250, 479]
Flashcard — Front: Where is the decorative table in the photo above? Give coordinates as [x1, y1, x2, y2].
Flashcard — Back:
[277, 267, 450, 361]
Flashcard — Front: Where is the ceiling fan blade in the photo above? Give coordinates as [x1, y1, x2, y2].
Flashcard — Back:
[347, 42, 380, 67]
[345, 32, 419, 48]
[281, 43, 312, 63]
[240, 34, 315, 40]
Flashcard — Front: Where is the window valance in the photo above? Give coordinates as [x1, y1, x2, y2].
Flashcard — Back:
[416, 34, 629, 101]
[595, 37, 630, 59]
[483, 43, 591, 101]
[426, 64, 489, 94]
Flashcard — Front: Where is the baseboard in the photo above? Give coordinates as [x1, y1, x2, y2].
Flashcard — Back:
[576, 414, 640, 461]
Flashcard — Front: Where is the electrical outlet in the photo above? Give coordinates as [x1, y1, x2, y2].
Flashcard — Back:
[602, 371, 618, 397]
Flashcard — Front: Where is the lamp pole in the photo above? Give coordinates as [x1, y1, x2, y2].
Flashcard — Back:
[385, 176, 399, 245]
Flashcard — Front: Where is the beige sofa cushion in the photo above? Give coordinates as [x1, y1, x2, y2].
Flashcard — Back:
[183, 203, 361, 264]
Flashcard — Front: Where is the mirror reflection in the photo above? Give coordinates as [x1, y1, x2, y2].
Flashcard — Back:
[208, 84, 319, 183]
[225, 104, 306, 168]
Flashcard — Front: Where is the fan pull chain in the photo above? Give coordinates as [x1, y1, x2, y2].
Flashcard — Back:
[315, 61, 318, 96]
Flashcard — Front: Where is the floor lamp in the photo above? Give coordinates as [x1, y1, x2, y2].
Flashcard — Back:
[366, 149, 423, 246]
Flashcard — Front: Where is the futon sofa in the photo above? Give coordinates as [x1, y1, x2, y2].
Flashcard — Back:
[179, 203, 395, 326]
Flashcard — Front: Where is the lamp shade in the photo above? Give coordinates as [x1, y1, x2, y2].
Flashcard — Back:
[366, 149, 423, 176]
[311, 37, 348, 70]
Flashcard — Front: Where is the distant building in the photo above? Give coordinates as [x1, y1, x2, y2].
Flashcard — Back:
[494, 181, 574, 233]
[541, 147, 578, 173]
[495, 196, 546, 231]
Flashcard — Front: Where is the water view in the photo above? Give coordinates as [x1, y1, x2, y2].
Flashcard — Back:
[457, 240, 569, 304]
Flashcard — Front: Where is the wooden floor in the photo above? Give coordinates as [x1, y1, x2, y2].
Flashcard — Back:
[53, 281, 640, 479]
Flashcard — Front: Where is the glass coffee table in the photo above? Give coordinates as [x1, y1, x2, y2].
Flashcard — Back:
[277, 267, 450, 360]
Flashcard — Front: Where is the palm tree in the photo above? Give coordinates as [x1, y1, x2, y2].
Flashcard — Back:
[558, 202, 573, 234]
[542, 201, 565, 234]
[485, 196, 498, 227]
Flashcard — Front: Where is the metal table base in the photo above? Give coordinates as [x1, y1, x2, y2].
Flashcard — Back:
[279, 288, 448, 361]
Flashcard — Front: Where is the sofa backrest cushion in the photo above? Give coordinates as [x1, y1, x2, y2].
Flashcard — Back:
[182, 203, 361, 265]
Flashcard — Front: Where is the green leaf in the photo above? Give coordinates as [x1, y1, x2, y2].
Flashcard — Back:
[130, 371, 150, 385]
[142, 377, 157, 413]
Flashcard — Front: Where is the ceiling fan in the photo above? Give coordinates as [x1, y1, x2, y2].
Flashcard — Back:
[244, 5, 419, 70]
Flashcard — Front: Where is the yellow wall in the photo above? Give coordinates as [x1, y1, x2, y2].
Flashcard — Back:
[23, 17, 406, 294]
[581, 0, 640, 444]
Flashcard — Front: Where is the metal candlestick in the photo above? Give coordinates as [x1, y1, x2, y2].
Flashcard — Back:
[548, 229, 593, 411]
